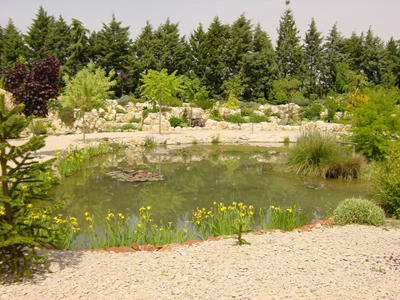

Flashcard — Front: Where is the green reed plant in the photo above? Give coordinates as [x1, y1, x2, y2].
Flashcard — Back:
[192, 201, 254, 239]
[260, 205, 306, 231]
[280, 131, 365, 178]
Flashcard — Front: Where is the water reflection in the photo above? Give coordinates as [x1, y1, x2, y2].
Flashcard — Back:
[53, 145, 371, 227]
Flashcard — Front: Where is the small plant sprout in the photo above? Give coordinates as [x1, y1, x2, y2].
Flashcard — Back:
[231, 221, 253, 246]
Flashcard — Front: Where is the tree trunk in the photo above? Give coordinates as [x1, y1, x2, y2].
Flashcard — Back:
[158, 99, 162, 135]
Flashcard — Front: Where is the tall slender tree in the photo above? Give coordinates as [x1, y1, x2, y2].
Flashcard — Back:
[240, 23, 278, 102]
[303, 18, 324, 97]
[204, 16, 230, 98]
[24, 6, 54, 62]
[275, 0, 303, 79]
[188, 23, 208, 82]
[322, 23, 347, 93]
[43, 15, 71, 67]
[0, 19, 28, 72]
[63, 19, 90, 77]
[386, 37, 400, 88]
[152, 18, 188, 75]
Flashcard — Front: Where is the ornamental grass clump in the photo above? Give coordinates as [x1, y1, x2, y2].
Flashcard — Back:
[192, 202, 254, 239]
[280, 131, 365, 178]
[333, 197, 386, 226]
[260, 205, 306, 231]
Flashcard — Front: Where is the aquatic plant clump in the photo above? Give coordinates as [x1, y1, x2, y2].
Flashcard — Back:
[105, 169, 164, 183]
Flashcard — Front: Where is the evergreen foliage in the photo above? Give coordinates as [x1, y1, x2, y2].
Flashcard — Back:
[275, 0, 304, 79]
[0, 94, 63, 281]
[43, 16, 71, 66]
[0, 19, 27, 72]
[24, 6, 54, 62]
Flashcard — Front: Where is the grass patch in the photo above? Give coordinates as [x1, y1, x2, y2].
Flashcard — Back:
[260, 205, 306, 231]
[280, 131, 365, 178]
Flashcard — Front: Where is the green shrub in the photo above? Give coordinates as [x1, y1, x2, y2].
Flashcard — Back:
[240, 107, 252, 117]
[117, 95, 132, 106]
[300, 103, 323, 120]
[115, 107, 126, 114]
[121, 124, 137, 131]
[210, 108, 222, 121]
[129, 117, 141, 123]
[32, 119, 47, 135]
[281, 131, 365, 178]
[58, 105, 75, 126]
[249, 114, 269, 123]
[226, 113, 246, 124]
[169, 117, 185, 128]
[333, 197, 386, 226]
[221, 93, 240, 109]
[372, 143, 400, 218]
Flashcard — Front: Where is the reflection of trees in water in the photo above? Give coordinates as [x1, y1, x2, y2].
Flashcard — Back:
[52, 146, 369, 226]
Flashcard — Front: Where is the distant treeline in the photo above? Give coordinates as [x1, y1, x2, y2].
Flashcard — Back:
[0, 4, 399, 103]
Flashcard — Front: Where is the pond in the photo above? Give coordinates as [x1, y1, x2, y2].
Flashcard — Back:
[52, 144, 370, 228]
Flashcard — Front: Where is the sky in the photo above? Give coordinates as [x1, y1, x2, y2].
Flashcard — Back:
[1, 0, 399, 44]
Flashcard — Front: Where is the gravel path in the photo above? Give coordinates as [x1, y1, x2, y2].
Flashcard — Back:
[1, 225, 400, 300]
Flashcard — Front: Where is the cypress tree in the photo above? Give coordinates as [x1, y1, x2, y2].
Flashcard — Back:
[240, 23, 278, 102]
[204, 16, 229, 98]
[360, 28, 389, 85]
[0, 19, 28, 72]
[92, 14, 132, 96]
[62, 19, 90, 77]
[225, 14, 253, 76]
[386, 37, 400, 88]
[152, 18, 188, 75]
[344, 31, 364, 73]
[275, 0, 303, 79]
[188, 23, 208, 83]
[43, 15, 71, 67]
[24, 6, 54, 62]
[303, 18, 324, 97]
[322, 23, 347, 93]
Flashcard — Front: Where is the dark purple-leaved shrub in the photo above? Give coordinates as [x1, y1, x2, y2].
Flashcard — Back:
[3, 55, 61, 117]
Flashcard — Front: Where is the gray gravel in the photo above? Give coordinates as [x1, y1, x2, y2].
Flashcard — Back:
[1, 225, 400, 300]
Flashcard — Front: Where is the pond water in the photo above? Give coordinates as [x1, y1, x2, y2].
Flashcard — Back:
[52, 145, 370, 228]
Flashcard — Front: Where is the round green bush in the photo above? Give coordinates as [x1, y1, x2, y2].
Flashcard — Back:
[333, 197, 386, 226]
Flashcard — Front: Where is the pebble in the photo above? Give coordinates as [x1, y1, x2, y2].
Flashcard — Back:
[1, 225, 400, 299]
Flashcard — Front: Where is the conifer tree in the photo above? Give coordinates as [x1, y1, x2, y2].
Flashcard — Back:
[152, 18, 188, 75]
[92, 14, 132, 96]
[322, 23, 347, 93]
[275, 0, 303, 79]
[240, 23, 278, 102]
[303, 18, 324, 97]
[204, 16, 229, 98]
[386, 37, 400, 88]
[188, 23, 208, 83]
[225, 14, 253, 77]
[43, 15, 71, 66]
[126, 21, 157, 95]
[360, 28, 389, 85]
[0, 94, 62, 280]
[24, 6, 54, 62]
[63, 19, 90, 77]
[0, 19, 28, 72]
[344, 31, 364, 73]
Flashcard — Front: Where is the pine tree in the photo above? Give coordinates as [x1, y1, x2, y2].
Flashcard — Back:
[322, 23, 347, 93]
[0, 19, 28, 72]
[152, 18, 188, 75]
[126, 21, 157, 95]
[240, 23, 278, 102]
[43, 15, 71, 67]
[63, 19, 90, 77]
[204, 16, 229, 98]
[303, 18, 324, 97]
[275, 0, 303, 79]
[344, 31, 364, 73]
[188, 23, 208, 83]
[360, 28, 389, 85]
[386, 37, 400, 88]
[92, 14, 132, 96]
[24, 6, 54, 62]
[225, 14, 253, 77]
